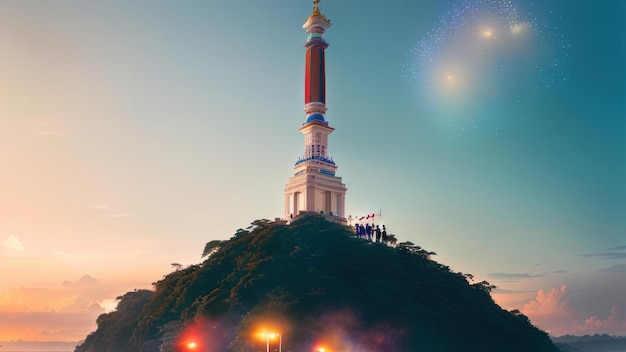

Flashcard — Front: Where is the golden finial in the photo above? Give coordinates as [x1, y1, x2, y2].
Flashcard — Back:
[313, 0, 321, 15]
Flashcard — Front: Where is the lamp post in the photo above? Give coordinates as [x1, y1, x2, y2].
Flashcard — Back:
[264, 333, 272, 352]
[262, 332, 281, 352]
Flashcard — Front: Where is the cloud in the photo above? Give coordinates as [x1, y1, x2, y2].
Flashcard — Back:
[491, 288, 535, 294]
[522, 284, 572, 317]
[572, 306, 626, 336]
[580, 245, 626, 272]
[0, 310, 99, 341]
[489, 273, 543, 280]
[580, 245, 626, 260]
[76, 275, 98, 285]
[92, 202, 133, 218]
[520, 285, 576, 336]
[58, 295, 98, 312]
[520, 285, 626, 336]
[0, 286, 103, 314]
[487, 270, 566, 282]
[3, 234, 25, 250]
[580, 252, 626, 259]
[61, 275, 98, 287]
[0, 281, 111, 341]
[0, 271, 146, 341]
[600, 264, 626, 273]
[93, 203, 112, 210]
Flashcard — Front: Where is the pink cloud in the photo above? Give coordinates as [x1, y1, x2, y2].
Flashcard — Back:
[521, 285, 626, 336]
[521, 284, 576, 336]
[522, 284, 572, 317]
[0, 286, 105, 314]
[61, 275, 98, 287]
[0, 276, 120, 341]
[572, 306, 626, 336]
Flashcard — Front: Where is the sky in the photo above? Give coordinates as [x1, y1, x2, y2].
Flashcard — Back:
[0, 0, 624, 346]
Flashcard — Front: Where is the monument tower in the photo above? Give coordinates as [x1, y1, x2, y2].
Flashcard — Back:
[284, 0, 347, 224]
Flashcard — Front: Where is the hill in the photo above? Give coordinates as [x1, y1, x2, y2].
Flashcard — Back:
[552, 334, 626, 352]
[75, 214, 560, 352]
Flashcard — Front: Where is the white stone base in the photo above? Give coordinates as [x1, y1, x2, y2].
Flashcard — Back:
[284, 171, 347, 224]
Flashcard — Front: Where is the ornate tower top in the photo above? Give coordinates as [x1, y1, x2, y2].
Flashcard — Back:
[311, 0, 327, 19]
[304, 0, 331, 32]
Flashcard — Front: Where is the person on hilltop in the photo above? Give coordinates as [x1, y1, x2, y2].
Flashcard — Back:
[382, 225, 388, 244]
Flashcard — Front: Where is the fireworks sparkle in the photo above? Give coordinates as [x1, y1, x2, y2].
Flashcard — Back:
[404, 0, 570, 139]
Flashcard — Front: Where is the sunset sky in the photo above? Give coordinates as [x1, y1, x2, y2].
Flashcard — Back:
[1, 0, 624, 345]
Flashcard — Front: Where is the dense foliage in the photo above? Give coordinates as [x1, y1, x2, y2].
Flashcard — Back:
[75, 214, 560, 352]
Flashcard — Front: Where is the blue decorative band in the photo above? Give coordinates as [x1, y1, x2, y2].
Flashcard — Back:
[305, 37, 329, 49]
[295, 155, 336, 166]
[306, 113, 326, 123]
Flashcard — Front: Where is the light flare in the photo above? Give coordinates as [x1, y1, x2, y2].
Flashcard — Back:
[186, 341, 198, 350]
[259, 331, 278, 340]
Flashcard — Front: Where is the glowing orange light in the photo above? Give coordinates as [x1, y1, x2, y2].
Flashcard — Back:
[260, 331, 278, 340]
[186, 341, 198, 350]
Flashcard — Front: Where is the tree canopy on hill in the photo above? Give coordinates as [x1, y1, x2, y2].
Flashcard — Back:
[75, 214, 560, 352]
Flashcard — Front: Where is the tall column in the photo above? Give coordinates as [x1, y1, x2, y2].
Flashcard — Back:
[284, 0, 347, 224]
[302, 0, 331, 123]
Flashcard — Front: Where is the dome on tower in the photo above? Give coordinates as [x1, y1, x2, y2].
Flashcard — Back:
[306, 114, 326, 123]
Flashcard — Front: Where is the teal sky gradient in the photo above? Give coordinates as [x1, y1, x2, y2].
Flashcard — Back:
[0, 0, 624, 342]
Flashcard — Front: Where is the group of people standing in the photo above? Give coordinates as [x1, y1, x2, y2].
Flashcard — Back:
[354, 223, 388, 244]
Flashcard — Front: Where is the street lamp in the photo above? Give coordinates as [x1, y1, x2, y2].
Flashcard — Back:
[264, 333, 272, 352]
[261, 332, 281, 352]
